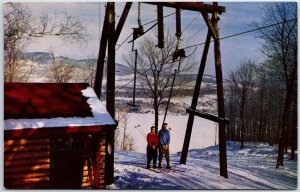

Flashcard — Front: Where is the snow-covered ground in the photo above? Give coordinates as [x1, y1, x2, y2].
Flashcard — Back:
[109, 142, 297, 190]
[11, 58, 298, 189]
[111, 111, 298, 190]
[125, 113, 219, 154]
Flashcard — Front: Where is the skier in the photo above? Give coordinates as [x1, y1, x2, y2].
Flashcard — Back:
[146, 126, 159, 169]
[158, 122, 171, 169]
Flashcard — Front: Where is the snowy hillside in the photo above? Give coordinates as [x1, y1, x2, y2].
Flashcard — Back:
[112, 112, 297, 190]
[123, 113, 219, 154]
[109, 142, 297, 190]
[16, 52, 297, 190]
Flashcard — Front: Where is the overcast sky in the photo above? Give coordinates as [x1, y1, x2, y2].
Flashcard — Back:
[16, 2, 270, 78]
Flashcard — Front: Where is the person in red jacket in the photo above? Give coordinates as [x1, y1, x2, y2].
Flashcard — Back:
[146, 126, 159, 169]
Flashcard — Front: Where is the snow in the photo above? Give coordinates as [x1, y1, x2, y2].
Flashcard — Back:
[109, 142, 298, 190]
[5, 64, 297, 189]
[112, 112, 298, 190]
[4, 86, 115, 130]
[125, 113, 219, 154]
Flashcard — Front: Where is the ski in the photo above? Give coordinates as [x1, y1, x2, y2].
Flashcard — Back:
[139, 166, 162, 173]
[138, 165, 185, 173]
[157, 167, 185, 173]
[148, 168, 163, 173]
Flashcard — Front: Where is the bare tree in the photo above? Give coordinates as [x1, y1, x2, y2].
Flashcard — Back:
[4, 2, 88, 82]
[229, 59, 257, 149]
[46, 51, 75, 83]
[115, 108, 135, 151]
[84, 59, 97, 87]
[124, 31, 195, 132]
[253, 2, 297, 167]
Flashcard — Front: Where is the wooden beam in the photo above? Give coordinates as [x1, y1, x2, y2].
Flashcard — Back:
[186, 108, 230, 124]
[106, 2, 115, 118]
[94, 7, 109, 99]
[212, 3, 228, 178]
[144, 2, 226, 13]
[201, 12, 218, 40]
[115, 2, 132, 43]
[105, 2, 115, 186]
[180, 30, 212, 165]
[94, 2, 131, 99]
[157, 5, 164, 48]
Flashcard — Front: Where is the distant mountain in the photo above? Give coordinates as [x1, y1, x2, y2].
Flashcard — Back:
[20, 52, 133, 75]
[20, 52, 221, 82]
[176, 73, 217, 83]
[21, 52, 53, 64]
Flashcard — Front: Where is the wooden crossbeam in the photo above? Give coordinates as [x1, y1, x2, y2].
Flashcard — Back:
[186, 108, 230, 124]
[201, 12, 218, 40]
[144, 2, 226, 13]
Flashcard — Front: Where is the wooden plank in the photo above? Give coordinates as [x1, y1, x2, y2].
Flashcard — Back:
[144, 2, 226, 13]
[4, 176, 50, 186]
[4, 163, 50, 174]
[82, 177, 90, 183]
[186, 108, 230, 124]
[5, 180, 50, 189]
[4, 145, 50, 153]
[4, 124, 114, 139]
[4, 158, 50, 167]
[4, 151, 50, 161]
[81, 181, 91, 188]
[4, 171, 49, 180]
[5, 138, 50, 146]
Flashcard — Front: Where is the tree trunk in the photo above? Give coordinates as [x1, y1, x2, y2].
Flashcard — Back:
[154, 97, 159, 133]
[290, 91, 297, 160]
[276, 84, 294, 167]
[240, 96, 245, 149]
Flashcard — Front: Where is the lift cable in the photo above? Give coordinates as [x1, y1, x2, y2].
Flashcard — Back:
[182, 12, 201, 33]
[116, 10, 178, 51]
[162, 57, 183, 126]
[183, 25, 206, 47]
[115, 45, 197, 93]
[182, 17, 297, 50]
[134, 125, 147, 139]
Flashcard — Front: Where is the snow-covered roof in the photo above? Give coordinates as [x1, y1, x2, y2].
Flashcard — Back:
[4, 83, 116, 131]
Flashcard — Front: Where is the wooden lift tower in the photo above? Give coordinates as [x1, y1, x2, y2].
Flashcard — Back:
[93, 2, 228, 181]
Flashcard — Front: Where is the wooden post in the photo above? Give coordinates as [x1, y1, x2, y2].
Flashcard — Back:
[105, 132, 114, 185]
[175, 7, 181, 38]
[212, 2, 228, 178]
[94, 3, 132, 99]
[115, 3, 132, 42]
[94, 7, 109, 99]
[132, 50, 137, 106]
[105, 2, 115, 186]
[106, 2, 115, 118]
[157, 5, 164, 48]
[93, 135, 106, 189]
[180, 30, 212, 164]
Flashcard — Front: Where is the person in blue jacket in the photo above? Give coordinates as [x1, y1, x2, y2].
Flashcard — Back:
[158, 122, 171, 169]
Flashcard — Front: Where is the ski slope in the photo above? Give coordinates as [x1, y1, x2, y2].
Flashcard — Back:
[109, 142, 297, 190]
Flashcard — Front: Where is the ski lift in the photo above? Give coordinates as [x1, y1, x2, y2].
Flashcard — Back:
[161, 7, 185, 127]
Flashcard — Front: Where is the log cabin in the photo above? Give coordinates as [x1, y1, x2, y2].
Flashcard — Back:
[4, 83, 116, 189]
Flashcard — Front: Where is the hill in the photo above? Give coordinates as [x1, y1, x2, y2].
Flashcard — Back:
[21, 52, 133, 75]
[110, 142, 297, 189]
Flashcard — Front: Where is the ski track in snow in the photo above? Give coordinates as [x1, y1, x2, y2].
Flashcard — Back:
[109, 142, 297, 190]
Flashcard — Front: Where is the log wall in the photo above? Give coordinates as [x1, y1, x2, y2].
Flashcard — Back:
[4, 138, 51, 189]
[4, 134, 108, 189]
